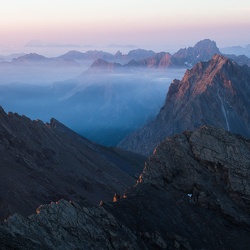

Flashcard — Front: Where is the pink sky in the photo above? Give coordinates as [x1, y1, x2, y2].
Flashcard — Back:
[1, 0, 250, 55]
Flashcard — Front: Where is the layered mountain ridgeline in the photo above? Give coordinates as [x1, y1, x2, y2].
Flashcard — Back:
[0, 106, 145, 220]
[89, 39, 250, 71]
[0, 53, 81, 67]
[0, 49, 157, 68]
[1, 39, 250, 71]
[221, 44, 250, 58]
[1, 126, 249, 249]
[119, 54, 250, 156]
[89, 39, 220, 70]
[58, 48, 156, 65]
[0, 49, 158, 85]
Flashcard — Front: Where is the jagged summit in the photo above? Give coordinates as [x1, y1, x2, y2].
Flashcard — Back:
[173, 54, 238, 98]
[119, 55, 250, 156]
[173, 39, 221, 66]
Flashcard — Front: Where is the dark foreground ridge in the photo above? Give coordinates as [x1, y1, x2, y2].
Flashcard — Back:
[119, 54, 250, 155]
[1, 126, 249, 249]
[0, 107, 145, 220]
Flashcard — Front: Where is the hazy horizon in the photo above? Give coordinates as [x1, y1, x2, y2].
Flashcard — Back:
[1, 0, 250, 56]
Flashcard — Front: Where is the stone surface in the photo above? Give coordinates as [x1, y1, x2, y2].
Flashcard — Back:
[0, 126, 249, 249]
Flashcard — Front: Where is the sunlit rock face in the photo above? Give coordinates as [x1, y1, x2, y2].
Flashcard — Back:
[0, 107, 145, 220]
[119, 54, 250, 156]
[1, 126, 250, 250]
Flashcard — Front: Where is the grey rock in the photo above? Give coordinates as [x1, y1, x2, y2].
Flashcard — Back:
[1, 126, 249, 249]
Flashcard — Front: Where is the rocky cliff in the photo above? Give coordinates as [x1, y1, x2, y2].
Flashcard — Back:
[119, 54, 250, 156]
[0, 107, 145, 220]
[1, 126, 249, 249]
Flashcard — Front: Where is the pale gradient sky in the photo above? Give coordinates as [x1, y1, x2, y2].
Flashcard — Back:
[1, 0, 250, 55]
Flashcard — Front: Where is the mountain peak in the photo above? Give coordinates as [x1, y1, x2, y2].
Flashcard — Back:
[115, 50, 122, 57]
[211, 53, 231, 63]
[173, 39, 221, 66]
[119, 56, 250, 156]
[194, 38, 218, 48]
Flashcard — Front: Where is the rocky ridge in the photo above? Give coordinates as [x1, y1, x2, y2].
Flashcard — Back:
[0, 106, 145, 220]
[119, 54, 250, 156]
[0, 126, 250, 249]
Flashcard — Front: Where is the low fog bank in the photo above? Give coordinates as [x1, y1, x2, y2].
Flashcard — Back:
[0, 65, 89, 85]
[0, 68, 185, 146]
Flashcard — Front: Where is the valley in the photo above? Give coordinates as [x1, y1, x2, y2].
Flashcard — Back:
[0, 39, 250, 249]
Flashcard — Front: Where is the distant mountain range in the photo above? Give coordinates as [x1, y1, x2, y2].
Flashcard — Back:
[1, 39, 250, 147]
[0, 48, 157, 67]
[119, 54, 250, 155]
[1, 39, 250, 70]
[89, 39, 250, 70]
[221, 44, 250, 57]
[0, 53, 81, 68]
[0, 53, 25, 62]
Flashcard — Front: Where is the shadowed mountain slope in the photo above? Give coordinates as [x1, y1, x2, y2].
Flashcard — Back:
[0, 107, 145, 220]
[0, 126, 249, 249]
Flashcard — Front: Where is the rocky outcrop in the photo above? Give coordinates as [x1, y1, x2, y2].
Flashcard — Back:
[0, 107, 145, 220]
[140, 126, 250, 221]
[0, 200, 140, 249]
[119, 54, 250, 156]
[1, 126, 249, 249]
